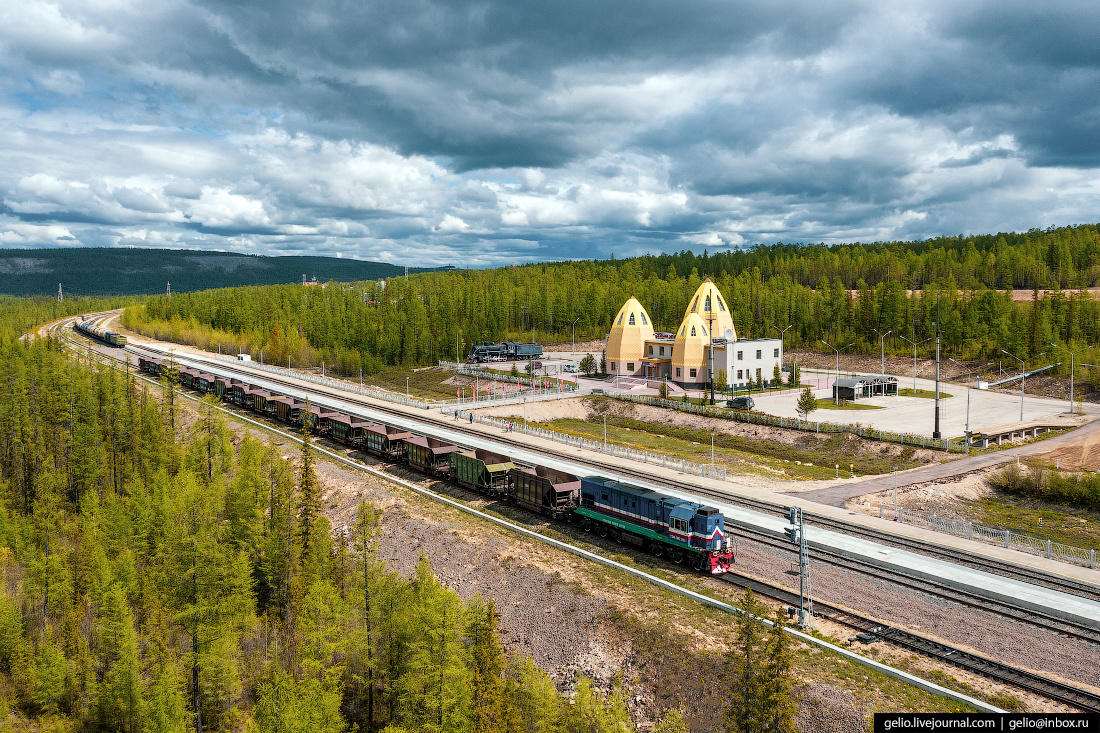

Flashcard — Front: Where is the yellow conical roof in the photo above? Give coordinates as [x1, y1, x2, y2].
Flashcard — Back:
[672, 312, 711, 375]
[684, 279, 736, 341]
[606, 297, 655, 363]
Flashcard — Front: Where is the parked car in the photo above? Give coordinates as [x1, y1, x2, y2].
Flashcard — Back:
[726, 396, 754, 411]
[563, 364, 578, 373]
[533, 361, 543, 369]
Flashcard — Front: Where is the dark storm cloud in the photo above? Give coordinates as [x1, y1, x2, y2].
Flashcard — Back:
[1, 0, 1099, 264]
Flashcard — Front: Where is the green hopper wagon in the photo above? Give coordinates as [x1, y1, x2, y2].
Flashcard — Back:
[450, 449, 514, 496]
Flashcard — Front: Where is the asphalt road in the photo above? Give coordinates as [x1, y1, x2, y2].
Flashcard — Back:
[790, 416, 1100, 507]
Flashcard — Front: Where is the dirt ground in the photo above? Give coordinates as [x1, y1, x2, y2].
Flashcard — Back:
[1032, 427, 1100, 471]
[845, 470, 995, 517]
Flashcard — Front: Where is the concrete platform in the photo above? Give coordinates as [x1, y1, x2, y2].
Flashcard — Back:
[141, 342, 1100, 630]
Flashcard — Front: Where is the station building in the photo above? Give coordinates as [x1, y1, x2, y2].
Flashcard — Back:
[605, 279, 783, 390]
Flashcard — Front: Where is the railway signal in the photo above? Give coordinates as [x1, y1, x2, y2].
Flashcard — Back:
[784, 505, 813, 630]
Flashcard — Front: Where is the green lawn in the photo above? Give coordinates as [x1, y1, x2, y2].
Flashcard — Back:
[967, 496, 1100, 549]
[535, 407, 927, 478]
[814, 401, 885, 410]
[898, 388, 953, 399]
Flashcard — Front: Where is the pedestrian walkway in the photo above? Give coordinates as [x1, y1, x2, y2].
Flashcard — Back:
[790, 415, 1100, 507]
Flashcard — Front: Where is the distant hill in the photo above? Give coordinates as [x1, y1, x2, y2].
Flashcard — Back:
[0, 248, 442, 296]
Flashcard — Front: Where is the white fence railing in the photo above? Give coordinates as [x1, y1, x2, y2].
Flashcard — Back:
[883, 506, 1096, 569]
[438, 361, 579, 392]
[612, 394, 968, 453]
[204, 355, 433, 410]
[444, 407, 727, 481]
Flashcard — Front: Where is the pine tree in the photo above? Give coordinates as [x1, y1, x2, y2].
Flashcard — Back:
[470, 598, 506, 730]
[351, 500, 382, 731]
[795, 387, 818, 421]
[724, 588, 769, 733]
[763, 609, 797, 733]
[298, 431, 322, 561]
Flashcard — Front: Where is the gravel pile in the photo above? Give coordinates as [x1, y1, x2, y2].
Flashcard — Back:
[377, 512, 606, 674]
[796, 683, 870, 733]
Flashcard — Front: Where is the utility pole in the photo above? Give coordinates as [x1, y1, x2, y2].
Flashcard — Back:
[57, 283, 63, 302]
[933, 297, 941, 440]
[783, 506, 812, 629]
[167, 281, 171, 297]
[571, 317, 580, 354]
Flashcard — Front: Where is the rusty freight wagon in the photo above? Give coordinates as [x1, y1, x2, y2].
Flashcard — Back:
[213, 377, 232, 400]
[328, 413, 370, 446]
[227, 382, 253, 407]
[450, 449, 514, 495]
[404, 436, 461, 476]
[507, 466, 581, 517]
[363, 424, 412, 459]
[303, 405, 339, 434]
[270, 398, 307, 425]
[251, 390, 274, 415]
[193, 372, 217, 394]
[178, 368, 198, 390]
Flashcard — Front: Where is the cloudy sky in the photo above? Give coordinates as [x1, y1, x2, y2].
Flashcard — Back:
[2, 0, 1099, 266]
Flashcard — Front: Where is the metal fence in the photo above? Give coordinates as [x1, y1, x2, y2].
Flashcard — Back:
[886, 506, 1096, 569]
[437, 361, 579, 391]
[445, 408, 727, 481]
[611, 394, 968, 453]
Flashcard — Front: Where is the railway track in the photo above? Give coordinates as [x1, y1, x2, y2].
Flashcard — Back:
[720, 572, 1100, 712]
[58, 326, 1100, 711]
[121, 337, 1100, 598]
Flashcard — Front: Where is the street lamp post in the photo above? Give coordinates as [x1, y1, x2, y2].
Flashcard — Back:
[407, 376, 410, 398]
[820, 340, 853, 405]
[893, 464, 898, 519]
[948, 359, 993, 452]
[571, 318, 581, 355]
[874, 329, 892, 375]
[1050, 343, 1093, 415]
[897, 335, 932, 393]
[772, 324, 793, 384]
[1001, 349, 1044, 422]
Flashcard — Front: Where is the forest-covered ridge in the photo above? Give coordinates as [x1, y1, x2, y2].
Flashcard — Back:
[122, 222, 1100, 380]
[0, 248, 442, 298]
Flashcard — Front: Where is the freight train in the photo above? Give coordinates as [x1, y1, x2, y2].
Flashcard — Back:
[74, 317, 128, 347]
[135, 354, 735, 574]
[468, 341, 543, 363]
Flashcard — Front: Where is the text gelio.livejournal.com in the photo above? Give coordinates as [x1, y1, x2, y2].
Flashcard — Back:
[875, 715, 1099, 733]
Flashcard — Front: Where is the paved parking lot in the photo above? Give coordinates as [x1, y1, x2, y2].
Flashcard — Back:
[753, 370, 1081, 438]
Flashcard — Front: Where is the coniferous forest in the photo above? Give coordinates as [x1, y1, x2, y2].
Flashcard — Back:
[123, 224, 1100, 385]
[0, 329, 723, 732]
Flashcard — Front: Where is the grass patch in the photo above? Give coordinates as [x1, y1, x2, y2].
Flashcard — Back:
[356, 366, 460, 400]
[899, 388, 953, 399]
[815, 401, 885, 411]
[967, 494, 1100, 549]
[531, 412, 926, 479]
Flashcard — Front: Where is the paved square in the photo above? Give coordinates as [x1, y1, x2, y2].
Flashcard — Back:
[752, 369, 1071, 438]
